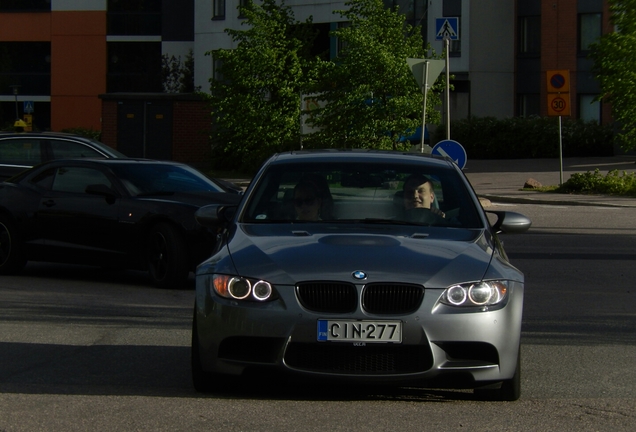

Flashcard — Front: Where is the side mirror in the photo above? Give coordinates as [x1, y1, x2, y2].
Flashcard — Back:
[486, 210, 532, 234]
[195, 204, 237, 228]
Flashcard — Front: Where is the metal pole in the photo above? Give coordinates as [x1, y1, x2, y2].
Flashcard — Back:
[420, 61, 430, 153]
[445, 38, 451, 140]
[10, 85, 20, 120]
[299, 92, 303, 150]
[559, 116, 563, 185]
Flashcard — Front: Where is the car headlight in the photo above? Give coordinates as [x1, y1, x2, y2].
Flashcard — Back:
[440, 281, 509, 307]
[210, 274, 276, 302]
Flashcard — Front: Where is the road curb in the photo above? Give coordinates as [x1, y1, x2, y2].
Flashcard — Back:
[478, 194, 636, 208]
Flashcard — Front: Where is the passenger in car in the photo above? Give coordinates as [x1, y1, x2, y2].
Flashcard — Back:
[293, 180, 324, 221]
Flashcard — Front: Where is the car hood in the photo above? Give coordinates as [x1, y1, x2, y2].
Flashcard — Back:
[222, 224, 494, 288]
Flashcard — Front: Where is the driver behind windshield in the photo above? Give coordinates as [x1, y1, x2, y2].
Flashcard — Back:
[403, 174, 446, 219]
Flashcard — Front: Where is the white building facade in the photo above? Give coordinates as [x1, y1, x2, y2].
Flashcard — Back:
[194, 0, 515, 120]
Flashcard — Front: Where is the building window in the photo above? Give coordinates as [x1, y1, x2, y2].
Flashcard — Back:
[443, 0, 461, 56]
[579, 94, 601, 122]
[212, 53, 225, 83]
[336, 22, 351, 57]
[517, 94, 540, 117]
[579, 13, 602, 53]
[238, 0, 252, 18]
[213, 0, 226, 20]
[518, 16, 540, 55]
[107, 42, 163, 92]
[0, 0, 50, 12]
[0, 42, 51, 96]
[107, 0, 162, 36]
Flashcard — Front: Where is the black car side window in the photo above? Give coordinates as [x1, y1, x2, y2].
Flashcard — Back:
[50, 167, 113, 194]
[0, 139, 43, 166]
[49, 140, 105, 159]
[31, 168, 56, 190]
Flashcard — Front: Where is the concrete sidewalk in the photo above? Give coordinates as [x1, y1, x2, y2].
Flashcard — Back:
[463, 156, 636, 208]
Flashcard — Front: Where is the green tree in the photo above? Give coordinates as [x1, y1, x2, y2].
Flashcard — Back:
[303, 0, 443, 150]
[161, 49, 197, 93]
[208, 0, 318, 172]
[589, 0, 636, 150]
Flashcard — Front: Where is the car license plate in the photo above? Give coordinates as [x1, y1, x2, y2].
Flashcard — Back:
[317, 320, 402, 343]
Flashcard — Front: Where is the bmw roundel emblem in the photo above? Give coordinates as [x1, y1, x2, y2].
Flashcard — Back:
[352, 270, 367, 280]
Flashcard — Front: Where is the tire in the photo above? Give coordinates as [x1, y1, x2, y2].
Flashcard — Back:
[146, 222, 189, 289]
[0, 215, 27, 275]
[475, 348, 521, 402]
[191, 311, 232, 393]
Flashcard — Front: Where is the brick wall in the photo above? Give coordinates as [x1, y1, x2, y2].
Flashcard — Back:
[99, 94, 213, 168]
[172, 99, 212, 169]
[100, 99, 118, 149]
[541, 0, 578, 118]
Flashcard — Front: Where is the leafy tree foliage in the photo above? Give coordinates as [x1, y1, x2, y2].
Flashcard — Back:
[589, 0, 636, 150]
[208, 0, 318, 172]
[162, 49, 197, 93]
[303, 0, 443, 150]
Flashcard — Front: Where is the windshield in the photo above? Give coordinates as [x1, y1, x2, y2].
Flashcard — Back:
[110, 163, 225, 196]
[242, 162, 483, 229]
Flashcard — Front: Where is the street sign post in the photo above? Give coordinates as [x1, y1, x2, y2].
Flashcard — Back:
[546, 70, 571, 184]
[435, 17, 459, 141]
[546, 70, 570, 116]
[407, 58, 445, 153]
[432, 139, 467, 170]
[24, 101, 34, 114]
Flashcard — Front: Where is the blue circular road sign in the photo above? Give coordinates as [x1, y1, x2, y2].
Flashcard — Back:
[550, 74, 566, 89]
[432, 139, 467, 169]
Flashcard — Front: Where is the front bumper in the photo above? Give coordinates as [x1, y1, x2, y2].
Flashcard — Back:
[194, 279, 523, 388]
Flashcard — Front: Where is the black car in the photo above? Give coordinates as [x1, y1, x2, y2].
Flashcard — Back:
[0, 158, 242, 288]
[0, 132, 127, 180]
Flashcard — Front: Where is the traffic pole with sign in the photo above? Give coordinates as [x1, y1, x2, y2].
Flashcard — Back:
[546, 70, 570, 184]
[407, 58, 445, 153]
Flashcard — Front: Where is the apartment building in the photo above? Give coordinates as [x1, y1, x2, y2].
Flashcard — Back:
[517, 0, 611, 123]
[0, 0, 612, 133]
[0, 0, 193, 131]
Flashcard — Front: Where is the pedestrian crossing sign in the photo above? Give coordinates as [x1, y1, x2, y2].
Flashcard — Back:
[436, 18, 459, 41]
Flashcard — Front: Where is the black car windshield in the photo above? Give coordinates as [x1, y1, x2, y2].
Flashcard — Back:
[110, 163, 225, 195]
[242, 162, 483, 229]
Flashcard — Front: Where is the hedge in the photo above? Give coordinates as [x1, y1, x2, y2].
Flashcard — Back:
[431, 116, 615, 159]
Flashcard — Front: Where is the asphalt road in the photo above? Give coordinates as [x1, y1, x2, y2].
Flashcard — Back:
[1, 202, 635, 431]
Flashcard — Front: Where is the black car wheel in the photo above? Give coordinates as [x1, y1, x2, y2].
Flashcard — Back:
[0, 215, 27, 274]
[147, 222, 189, 289]
[191, 310, 232, 393]
[474, 348, 521, 401]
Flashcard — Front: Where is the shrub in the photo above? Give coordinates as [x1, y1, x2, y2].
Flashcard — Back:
[432, 116, 615, 159]
[60, 127, 102, 141]
[557, 169, 636, 196]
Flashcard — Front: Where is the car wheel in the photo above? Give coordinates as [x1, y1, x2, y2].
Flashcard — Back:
[0, 215, 27, 275]
[474, 348, 521, 402]
[146, 222, 189, 289]
[191, 311, 232, 393]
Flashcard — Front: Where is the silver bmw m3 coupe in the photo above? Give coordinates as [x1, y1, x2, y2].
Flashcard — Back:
[192, 150, 531, 401]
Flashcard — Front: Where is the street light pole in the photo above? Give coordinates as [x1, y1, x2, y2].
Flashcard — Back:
[10, 85, 21, 120]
